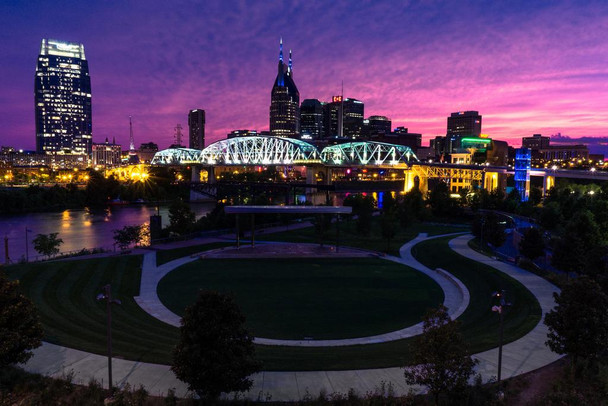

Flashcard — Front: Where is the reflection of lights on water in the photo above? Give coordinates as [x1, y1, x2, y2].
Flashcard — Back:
[83, 221, 92, 227]
[139, 222, 151, 247]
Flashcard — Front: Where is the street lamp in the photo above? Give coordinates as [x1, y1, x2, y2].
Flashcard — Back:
[97, 284, 122, 393]
[492, 290, 511, 384]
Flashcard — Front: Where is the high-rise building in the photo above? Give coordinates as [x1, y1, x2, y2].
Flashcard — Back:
[522, 133, 550, 150]
[446, 111, 481, 152]
[300, 99, 324, 140]
[270, 39, 300, 138]
[323, 96, 364, 139]
[343, 98, 364, 139]
[188, 109, 205, 149]
[35, 39, 92, 155]
[447, 111, 482, 137]
[367, 116, 391, 136]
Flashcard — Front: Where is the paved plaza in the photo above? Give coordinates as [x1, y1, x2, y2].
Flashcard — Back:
[22, 233, 562, 401]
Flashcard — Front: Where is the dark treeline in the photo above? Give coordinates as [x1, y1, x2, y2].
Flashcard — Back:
[0, 167, 190, 214]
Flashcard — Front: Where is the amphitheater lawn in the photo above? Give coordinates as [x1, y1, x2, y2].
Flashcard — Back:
[157, 258, 444, 340]
[3, 234, 541, 370]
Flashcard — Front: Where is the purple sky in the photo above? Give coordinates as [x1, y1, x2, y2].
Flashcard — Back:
[1, 0, 608, 150]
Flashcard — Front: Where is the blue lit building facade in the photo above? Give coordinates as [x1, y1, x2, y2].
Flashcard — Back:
[514, 147, 531, 201]
[35, 39, 92, 155]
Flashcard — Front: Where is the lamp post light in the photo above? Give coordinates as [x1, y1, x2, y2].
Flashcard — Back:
[492, 290, 511, 384]
[96, 284, 122, 393]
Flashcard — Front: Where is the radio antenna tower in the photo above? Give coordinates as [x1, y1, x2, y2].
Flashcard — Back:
[129, 116, 136, 155]
[174, 124, 183, 147]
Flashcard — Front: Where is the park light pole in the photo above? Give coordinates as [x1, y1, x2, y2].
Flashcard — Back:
[492, 290, 511, 384]
[25, 227, 32, 262]
[97, 284, 122, 393]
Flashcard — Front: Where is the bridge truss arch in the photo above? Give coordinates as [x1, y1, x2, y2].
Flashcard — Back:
[199, 136, 320, 165]
[150, 148, 202, 165]
[320, 141, 418, 166]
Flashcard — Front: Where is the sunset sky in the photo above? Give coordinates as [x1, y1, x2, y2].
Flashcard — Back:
[1, 0, 607, 151]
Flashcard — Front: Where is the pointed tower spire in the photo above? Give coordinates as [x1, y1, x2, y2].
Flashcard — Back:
[279, 37, 283, 62]
[288, 49, 292, 74]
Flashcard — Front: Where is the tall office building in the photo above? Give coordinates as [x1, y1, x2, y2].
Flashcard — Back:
[300, 99, 324, 140]
[270, 39, 300, 138]
[323, 96, 364, 139]
[35, 39, 92, 154]
[446, 111, 482, 152]
[188, 109, 205, 149]
[367, 116, 391, 136]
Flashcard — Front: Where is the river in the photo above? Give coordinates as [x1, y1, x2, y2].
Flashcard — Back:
[0, 203, 214, 264]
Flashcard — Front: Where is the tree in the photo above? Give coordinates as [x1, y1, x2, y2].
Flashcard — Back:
[380, 211, 397, 251]
[311, 213, 332, 247]
[551, 210, 604, 276]
[171, 291, 261, 401]
[168, 199, 196, 235]
[404, 305, 478, 404]
[545, 276, 608, 364]
[32, 232, 63, 258]
[519, 227, 545, 261]
[427, 181, 454, 217]
[343, 194, 374, 236]
[471, 212, 506, 248]
[113, 225, 146, 250]
[0, 275, 43, 367]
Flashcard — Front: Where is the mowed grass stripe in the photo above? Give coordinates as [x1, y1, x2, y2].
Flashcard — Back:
[5, 256, 179, 364]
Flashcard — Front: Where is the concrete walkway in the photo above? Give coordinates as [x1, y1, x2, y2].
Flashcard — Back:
[135, 235, 469, 347]
[22, 233, 562, 401]
[449, 235, 563, 379]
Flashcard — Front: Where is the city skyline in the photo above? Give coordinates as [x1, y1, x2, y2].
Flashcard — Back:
[1, 1, 608, 151]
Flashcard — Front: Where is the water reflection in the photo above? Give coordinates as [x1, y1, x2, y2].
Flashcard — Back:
[1, 203, 213, 263]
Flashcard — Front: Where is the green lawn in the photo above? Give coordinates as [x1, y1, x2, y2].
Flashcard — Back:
[3, 228, 542, 371]
[155, 242, 233, 265]
[411, 236, 542, 349]
[3, 256, 179, 364]
[258, 219, 470, 256]
[157, 258, 444, 339]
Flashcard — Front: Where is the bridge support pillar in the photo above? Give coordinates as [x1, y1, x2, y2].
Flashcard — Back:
[404, 170, 415, 193]
[207, 167, 216, 184]
[191, 166, 201, 182]
[543, 174, 555, 196]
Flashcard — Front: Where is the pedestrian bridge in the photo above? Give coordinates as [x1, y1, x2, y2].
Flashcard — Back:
[151, 136, 418, 167]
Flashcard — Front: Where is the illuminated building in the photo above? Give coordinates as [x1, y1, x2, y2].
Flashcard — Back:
[522, 133, 550, 150]
[92, 138, 121, 167]
[35, 39, 92, 155]
[367, 116, 391, 136]
[228, 129, 260, 138]
[446, 111, 482, 153]
[188, 109, 205, 150]
[270, 39, 300, 138]
[300, 99, 324, 140]
[515, 148, 532, 201]
[323, 97, 364, 139]
[135, 142, 158, 164]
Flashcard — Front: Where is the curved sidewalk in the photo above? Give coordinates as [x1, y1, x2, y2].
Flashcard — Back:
[449, 235, 563, 379]
[23, 233, 561, 401]
[135, 235, 469, 347]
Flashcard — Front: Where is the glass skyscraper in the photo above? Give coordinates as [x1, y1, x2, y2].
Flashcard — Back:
[35, 39, 92, 154]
